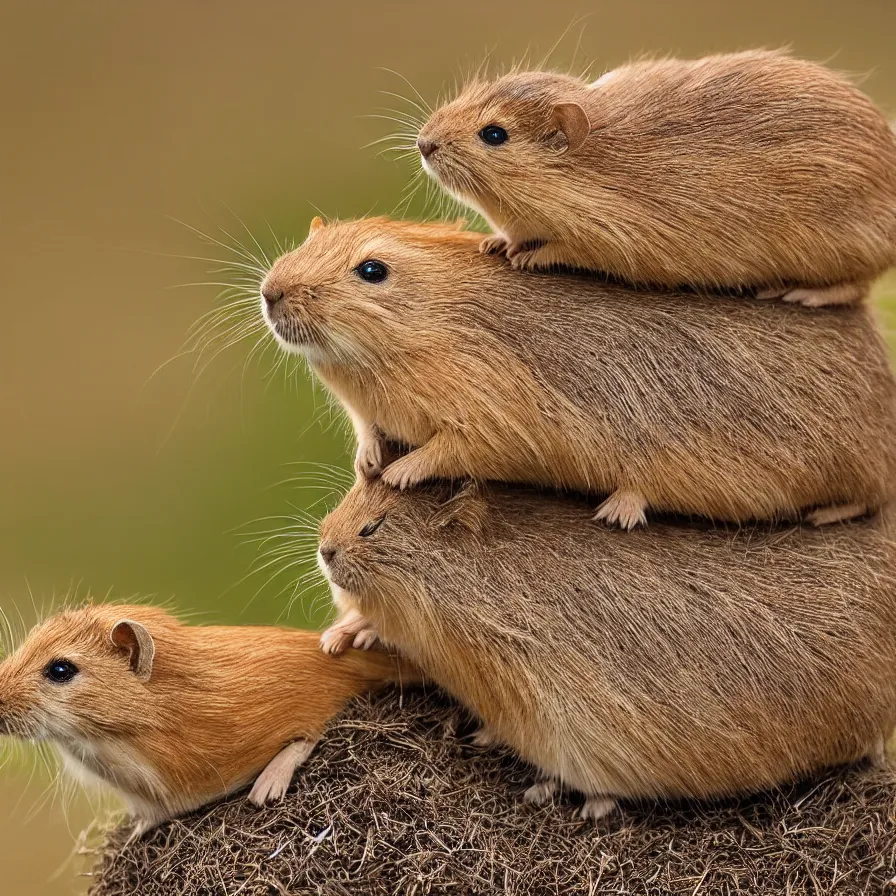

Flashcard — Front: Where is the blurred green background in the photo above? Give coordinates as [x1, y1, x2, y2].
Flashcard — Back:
[2, 0, 896, 892]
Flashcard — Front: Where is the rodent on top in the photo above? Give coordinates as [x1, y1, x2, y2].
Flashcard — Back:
[417, 50, 896, 306]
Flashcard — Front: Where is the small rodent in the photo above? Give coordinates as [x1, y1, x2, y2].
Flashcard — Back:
[260, 216, 896, 528]
[416, 50, 896, 306]
[317, 478, 896, 818]
[0, 604, 415, 831]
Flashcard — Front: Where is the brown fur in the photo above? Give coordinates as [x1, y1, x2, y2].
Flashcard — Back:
[0, 604, 414, 826]
[417, 51, 896, 301]
[260, 217, 896, 525]
[318, 479, 896, 807]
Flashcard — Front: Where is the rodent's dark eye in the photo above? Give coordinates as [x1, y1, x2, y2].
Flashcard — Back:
[479, 124, 508, 146]
[359, 515, 386, 537]
[355, 260, 389, 284]
[43, 659, 79, 684]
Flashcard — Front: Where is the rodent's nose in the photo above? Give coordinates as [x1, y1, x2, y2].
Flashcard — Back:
[417, 138, 438, 160]
[319, 544, 339, 566]
[262, 285, 284, 307]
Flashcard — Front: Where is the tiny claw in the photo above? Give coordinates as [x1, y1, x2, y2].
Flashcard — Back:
[381, 458, 423, 491]
[354, 429, 385, 480]
[578, 796, 617, 821]
[593, 489, 648, 530]
[351, 628, 379, 650]
[319, 626, 352, 656]
[479, 234, 510, 256]
[469, 725, 497, 748]
[522, 779, 558, 806]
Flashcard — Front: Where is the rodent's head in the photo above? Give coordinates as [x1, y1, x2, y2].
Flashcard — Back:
[417, 71, 591, 212]
[318, 478, 486, 602]
[0, 605, 170, 745]
[260, 217, 482, 365]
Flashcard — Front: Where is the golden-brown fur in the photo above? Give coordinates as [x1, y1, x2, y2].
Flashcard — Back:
[417, 51, 896, 303]
[261, 217, 896, 526]
[0, 604, 414, 827]
[318, 479, 896, 810]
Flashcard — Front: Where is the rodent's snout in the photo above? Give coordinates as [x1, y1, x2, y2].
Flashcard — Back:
[319, 543, 339, 567]
[417, 138, 438, 160]
[261, 285, 284, 308]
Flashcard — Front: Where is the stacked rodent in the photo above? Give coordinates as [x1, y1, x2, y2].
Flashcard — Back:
[261, 47, 896, 819]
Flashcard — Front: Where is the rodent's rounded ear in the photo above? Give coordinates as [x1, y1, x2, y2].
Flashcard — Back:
[110, 620, 155, 682]
[430, 479, 487, 533]
[309, 215, 326, 234]
[549, 102, 591, 153]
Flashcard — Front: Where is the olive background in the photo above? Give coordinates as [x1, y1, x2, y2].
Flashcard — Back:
[2, 1, 896, 892]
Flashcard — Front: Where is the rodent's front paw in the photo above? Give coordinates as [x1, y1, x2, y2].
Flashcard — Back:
[319, 624, 355, 656]
[479, 234, 510, 256]
[381, 455, 426, 491]
[508, 244, 551, 271]
[248, 769, 290, 806]
[249, 740, 316, 806]
[321, 609, 378, 655]
[351, 627, 380, 651]
[354, 433, 385, 480]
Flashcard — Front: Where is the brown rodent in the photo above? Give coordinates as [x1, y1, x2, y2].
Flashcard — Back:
[416, 50, 896, 306]
[317, 478, 896, 819]
[0, 604, 416, 831]
[260, 216, 896, 528]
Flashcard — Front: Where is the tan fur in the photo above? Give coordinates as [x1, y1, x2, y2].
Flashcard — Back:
[0, 604, 415, 826]
[260, 217, 896, 525]
[318, 479, 896, 805]
[417, 51, 896, 300]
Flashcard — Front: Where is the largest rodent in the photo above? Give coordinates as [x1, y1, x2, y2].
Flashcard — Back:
[0, 604, 416, 830]
[260, 217, 896, 528]
[416, 50, 896, 306]
[318, 478, 896, 818]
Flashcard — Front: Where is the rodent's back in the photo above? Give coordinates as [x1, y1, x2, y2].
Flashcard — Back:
[139, 623, 405, 794]
[441, 263, 896, 520]
[373, 488, 896, 799]
[580, 52, 896, 286]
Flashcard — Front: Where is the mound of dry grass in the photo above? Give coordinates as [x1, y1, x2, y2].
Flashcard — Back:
[88, 689, 896, 896]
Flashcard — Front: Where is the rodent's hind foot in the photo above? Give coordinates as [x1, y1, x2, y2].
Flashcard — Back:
[248, 739, 317, 806]
[578, 796, 617, 822]
[757, 281, 868, 307]
[806, 502, 869, 527]
[468, 725, 499, 748]
[479, 234, 511, 256]
[593, 489, 648, 530]
[522, 778, 559, 806]
[867, 735, 890, 768]
[320, 609, 378, 655]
